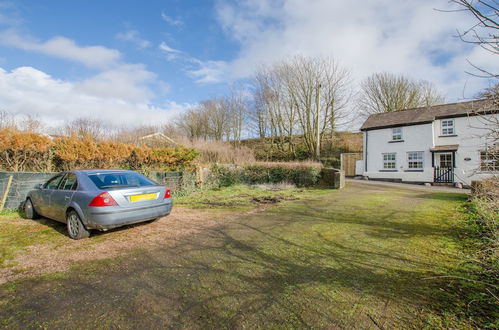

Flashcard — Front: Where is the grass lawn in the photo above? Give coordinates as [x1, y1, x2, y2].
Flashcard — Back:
[0, 182, 495, 328]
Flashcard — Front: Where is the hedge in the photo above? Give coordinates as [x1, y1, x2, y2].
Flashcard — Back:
[0, 129, 199, 172]
[211, 163, 323, 187]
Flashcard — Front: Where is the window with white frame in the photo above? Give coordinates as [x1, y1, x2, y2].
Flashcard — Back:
[407, 152, 424, 170]
[441, 119, 455, 136]
[392, 127, 402, 141]
[480, 149, 499, 171]
[383, 153, 396, 169]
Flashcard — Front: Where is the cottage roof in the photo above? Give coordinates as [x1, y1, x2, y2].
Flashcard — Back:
[360, 99, 496, 131]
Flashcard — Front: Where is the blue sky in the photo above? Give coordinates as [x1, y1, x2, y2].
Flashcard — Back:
[0, 0, 496, 129]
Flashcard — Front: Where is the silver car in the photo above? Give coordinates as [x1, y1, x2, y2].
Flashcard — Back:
[23, 170, 172, 239]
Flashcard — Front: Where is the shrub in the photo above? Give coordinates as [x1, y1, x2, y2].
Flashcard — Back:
[467, 177, 498, 309]
[0, 129, 199, 172]
[212, 162, 323, 187]
[0, 128, 53, 171]
[470, 177, 498, 261]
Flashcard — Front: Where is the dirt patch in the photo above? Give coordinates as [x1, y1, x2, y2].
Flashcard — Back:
[0, 206, 263, 284]
[252, 195, 298, 204]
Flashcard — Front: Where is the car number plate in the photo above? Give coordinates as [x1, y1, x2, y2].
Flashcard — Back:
[130, 193, 157, 202]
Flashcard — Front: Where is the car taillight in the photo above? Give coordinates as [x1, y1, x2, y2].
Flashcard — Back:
[88, 192, 118, 207]
[164, 188, 171, 199]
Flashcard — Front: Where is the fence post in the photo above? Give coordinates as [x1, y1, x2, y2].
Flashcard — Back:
[0, 175, 13, 213]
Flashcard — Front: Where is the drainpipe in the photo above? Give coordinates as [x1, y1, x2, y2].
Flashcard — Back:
[364, 131, 368, 173]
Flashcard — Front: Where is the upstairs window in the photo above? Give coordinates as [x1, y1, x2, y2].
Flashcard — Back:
[441, 119, 455, 136]
[407, 152, 424, 170]
[480, 149, 499, 172]
[383, 153, 396, 169]
[392, 128, 402, 141]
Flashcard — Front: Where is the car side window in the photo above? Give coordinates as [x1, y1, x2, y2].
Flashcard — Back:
[59, 173, 78, 191]
[44, 175, 64, 190]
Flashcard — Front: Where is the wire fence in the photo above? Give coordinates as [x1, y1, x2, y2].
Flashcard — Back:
[0, 172, 56, 210]
[0, 171, 199, 211]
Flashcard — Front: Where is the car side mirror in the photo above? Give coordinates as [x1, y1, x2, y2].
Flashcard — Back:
[35, 183, 43, 190]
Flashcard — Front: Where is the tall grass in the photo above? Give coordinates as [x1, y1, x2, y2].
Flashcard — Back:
[179, 139, 256, 164]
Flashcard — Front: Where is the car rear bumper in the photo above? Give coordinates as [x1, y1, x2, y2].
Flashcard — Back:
[84, 201, 172, 230]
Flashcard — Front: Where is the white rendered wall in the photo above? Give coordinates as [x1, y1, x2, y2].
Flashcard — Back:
[362, 114, 498, 185]
[435, 115, 497, 185]
[363, 123, 434, 182]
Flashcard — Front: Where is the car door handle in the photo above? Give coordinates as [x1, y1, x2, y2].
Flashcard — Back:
[64, 196, 71, 200]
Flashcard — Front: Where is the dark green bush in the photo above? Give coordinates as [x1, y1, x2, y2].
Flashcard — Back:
[211, 163, 322, 187]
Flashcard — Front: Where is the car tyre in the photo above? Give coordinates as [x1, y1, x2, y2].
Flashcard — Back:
[66, 210, 90, 240]
[24, 198, 40, 219]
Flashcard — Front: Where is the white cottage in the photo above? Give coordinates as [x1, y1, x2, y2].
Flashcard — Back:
[359, 99, 498, 187]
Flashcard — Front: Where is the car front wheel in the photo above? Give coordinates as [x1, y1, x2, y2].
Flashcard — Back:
[66, 210, 90, 240]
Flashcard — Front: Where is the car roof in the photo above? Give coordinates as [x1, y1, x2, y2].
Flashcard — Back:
[73, 169, 136, 175]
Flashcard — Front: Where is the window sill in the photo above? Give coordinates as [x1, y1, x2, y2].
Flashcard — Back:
[380, 170, 398, 172]
[438, 134, 457, 137]
[388, 140, 404, 143]
[404, 170, 424, 172]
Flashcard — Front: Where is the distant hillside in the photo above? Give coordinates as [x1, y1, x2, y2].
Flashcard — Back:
[240, 131, 362, 167]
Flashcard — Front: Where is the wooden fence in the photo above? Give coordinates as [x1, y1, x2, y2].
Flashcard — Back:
[340, 153, 363, 177]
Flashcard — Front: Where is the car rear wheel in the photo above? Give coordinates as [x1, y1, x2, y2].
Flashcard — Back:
[66, 210, 90, 240]
[24, 198, 40, 219]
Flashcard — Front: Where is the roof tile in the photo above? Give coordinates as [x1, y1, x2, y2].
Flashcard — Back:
[360, 99, 495, 131]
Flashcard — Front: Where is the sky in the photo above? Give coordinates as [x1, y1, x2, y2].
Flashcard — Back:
[0, 0, 497, 131]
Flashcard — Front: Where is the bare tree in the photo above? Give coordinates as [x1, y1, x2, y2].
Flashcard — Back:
[225, 86, 248, 145]
[18, 114, 43, 133]
[358, 72, 445, 117]
[112, 124, 158, 144]
[450, 0, 498, 78]
[252, 55, 352, 159]
[63, 118, 107, 140]
[449, 1, 498, 173]
[0, 110, 15, 130]
[175, 106, 209, 141]
[202, 98, 229, 141]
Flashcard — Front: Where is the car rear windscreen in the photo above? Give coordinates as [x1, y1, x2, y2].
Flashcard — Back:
[88, 172, 156, 189]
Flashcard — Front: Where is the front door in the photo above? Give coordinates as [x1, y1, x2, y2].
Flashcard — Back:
[434, 153, 454, 183]
[438, 153, 453, 168]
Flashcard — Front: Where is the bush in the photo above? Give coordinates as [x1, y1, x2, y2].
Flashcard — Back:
[212, 162, 323, 187]
[466, 177, 499, 311]
[0, 129, 199, 172]
[0, 128, 53, 171]
[470, 177, 498, 263]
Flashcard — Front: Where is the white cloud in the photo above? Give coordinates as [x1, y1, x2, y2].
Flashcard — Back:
[159, 42, 182, 54]
[213, 0, 496, 101]
[0, 29, 121, 69]
[75, 64, 156, 101]
[187, 59, 228, 84]
[161, 12, 183, 26]
[116, 30, 151, 49]
[0, 66, 187, 128]
[159, 42, 228, 83]
[159, 41, 184, 61]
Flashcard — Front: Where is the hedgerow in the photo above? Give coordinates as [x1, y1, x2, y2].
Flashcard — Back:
[0, 129, 199, 172]
[211, 162, 323, 187]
